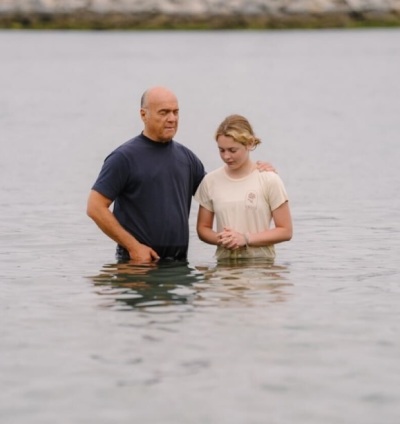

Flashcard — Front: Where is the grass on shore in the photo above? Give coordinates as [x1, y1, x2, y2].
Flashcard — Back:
[1, 12, 400, 30]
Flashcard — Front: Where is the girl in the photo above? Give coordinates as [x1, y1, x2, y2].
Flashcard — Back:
[195, 114, 292, 261]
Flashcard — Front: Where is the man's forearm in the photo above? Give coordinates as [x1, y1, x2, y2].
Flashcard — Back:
[90, 208, 141, 251]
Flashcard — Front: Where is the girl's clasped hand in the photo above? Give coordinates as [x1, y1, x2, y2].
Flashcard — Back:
[217, 227, 247, 250]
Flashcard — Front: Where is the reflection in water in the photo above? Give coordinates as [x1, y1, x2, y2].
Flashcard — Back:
[196, 258, 292, 306]
[90, 260, 203, 311]
[89, 258, 292, 311]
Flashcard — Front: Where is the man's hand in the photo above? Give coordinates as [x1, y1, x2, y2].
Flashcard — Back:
[256, 161, 277, 173]
[128, 244, 160, 263]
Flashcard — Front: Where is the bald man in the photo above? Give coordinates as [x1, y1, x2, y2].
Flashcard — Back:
[87, 86, 206, 263]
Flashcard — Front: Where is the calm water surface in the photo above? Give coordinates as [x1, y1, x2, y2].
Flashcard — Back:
[1, 29, 400, 424]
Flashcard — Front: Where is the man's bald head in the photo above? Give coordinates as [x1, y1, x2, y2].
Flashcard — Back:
[140, 86, 179, 142]
[141, 86, 178, 109]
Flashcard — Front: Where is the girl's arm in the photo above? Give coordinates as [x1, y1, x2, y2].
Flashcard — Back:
[196, 205, 220, 245]
[246, 201, 292, 247]
[219, 201, 292, 250]
[197, 201, 292, 251]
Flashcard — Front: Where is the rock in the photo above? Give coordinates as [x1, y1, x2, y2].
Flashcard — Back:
[0, 0, 399, 28]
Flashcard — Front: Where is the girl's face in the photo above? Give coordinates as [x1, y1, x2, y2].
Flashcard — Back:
[217, 135, 250, 170]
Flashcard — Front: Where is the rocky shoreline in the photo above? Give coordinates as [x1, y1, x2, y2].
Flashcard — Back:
[1, 0, 400, 29]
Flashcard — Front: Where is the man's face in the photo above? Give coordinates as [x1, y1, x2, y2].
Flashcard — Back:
[141, 92, 179, 142]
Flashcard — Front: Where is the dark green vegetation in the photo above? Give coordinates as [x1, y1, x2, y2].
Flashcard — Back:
[1, 11, 400, 30]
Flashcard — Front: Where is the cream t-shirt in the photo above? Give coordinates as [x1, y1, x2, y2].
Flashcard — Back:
[194, 167, 289, 260]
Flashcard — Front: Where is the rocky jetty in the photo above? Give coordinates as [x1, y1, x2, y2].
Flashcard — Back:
[1, 0, 399, 29]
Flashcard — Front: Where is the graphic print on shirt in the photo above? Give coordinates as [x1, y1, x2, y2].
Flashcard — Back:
[245, 190, 258, 209]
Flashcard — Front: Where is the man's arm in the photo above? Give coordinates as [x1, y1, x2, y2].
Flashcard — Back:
[86, 190, 159, 262]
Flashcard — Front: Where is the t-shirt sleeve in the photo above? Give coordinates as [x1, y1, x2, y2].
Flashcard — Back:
[194, 177, 214, 212]
[262, 172, 289, 211]
[91, 151, 130, 201]
[190, 153, 207, 195]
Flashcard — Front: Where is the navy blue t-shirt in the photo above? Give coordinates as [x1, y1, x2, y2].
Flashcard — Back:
[92, 133, 206, 259]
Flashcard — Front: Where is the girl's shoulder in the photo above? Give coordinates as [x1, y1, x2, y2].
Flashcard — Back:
[257, 170, 284, 184]
[204, 166, 225, 180]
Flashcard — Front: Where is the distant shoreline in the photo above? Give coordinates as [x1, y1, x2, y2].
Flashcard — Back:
[1, 11, 400, 30]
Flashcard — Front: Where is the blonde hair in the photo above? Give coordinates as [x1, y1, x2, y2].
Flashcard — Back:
[215, 114, 261, 149]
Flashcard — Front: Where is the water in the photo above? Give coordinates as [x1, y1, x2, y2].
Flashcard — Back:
[1, 29, 400, 424]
